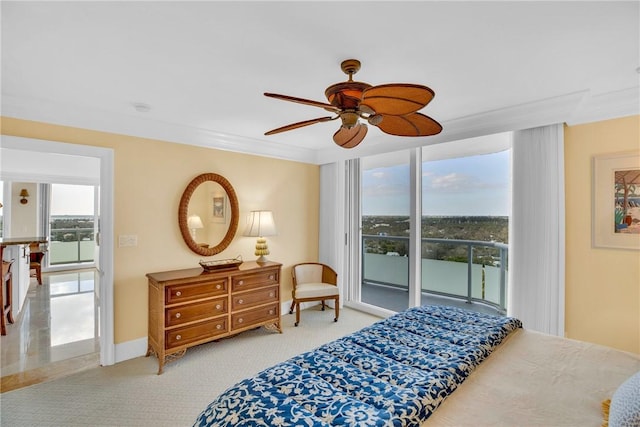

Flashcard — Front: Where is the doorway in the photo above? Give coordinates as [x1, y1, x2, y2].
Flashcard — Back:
[0, 135, 114, 374]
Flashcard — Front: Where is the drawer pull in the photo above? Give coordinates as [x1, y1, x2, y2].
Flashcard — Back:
[216, 284, 221, 290]
[238, 280, 244, 285]
[216, 324, 222, 330]
[269, 292, 274, 297]
[175, 313, 181, 319]
[176, 334, 182, 340]
[269, 309, 274, 315]
[269, 275, 274, 280]
[216, 304, 222, 310]
[175, 291, 182, 297]
[238, 318, 244, 323]
[238, 299, 244, 304]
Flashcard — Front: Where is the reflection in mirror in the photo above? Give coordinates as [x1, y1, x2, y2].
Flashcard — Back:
[178, 173, 239, 257]
[187, 181, 230, 247]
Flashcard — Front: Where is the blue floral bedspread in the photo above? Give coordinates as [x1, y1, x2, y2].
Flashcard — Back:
[194, 305, 522, 426]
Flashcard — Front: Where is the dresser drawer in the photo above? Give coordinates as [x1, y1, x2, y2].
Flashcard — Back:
[232, 286, 279, 311]
[147, 262, 282, 374]
[166, 318, 228, 349]
[165, 297, 227, 327]
[165, 279, 227, 304]
[231, 269, 279, 292]
[231, 303, 279, 331]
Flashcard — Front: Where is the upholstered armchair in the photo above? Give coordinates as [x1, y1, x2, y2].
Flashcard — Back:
[290, 262, 339, 327]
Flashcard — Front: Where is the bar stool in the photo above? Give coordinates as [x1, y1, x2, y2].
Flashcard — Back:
[29, 243, 46, 285]
[1, 259, 14, 336]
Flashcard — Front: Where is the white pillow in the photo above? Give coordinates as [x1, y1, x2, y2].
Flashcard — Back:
[609, 371, 640, 427]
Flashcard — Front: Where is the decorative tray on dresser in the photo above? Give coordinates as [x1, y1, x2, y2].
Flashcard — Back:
[146, 260, 282, 374]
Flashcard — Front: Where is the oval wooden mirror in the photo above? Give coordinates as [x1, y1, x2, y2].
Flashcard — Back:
[178, 173, 239, 256]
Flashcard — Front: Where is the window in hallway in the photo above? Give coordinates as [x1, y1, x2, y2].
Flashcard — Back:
[48, 184, 97, 267]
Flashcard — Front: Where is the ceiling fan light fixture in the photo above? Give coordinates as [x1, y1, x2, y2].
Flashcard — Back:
[359, 104, 375, 115]
[340, 111, 360, 128]
[367, 114, 383, 126]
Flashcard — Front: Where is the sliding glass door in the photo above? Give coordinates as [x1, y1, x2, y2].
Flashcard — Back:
[47, 183, 97, 268]
[351, 134, 511, 315]
[420, 149, 510, 313]
[359, 151, 412, 312]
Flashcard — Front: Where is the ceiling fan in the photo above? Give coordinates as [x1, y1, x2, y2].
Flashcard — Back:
[264, 59, 442, 149]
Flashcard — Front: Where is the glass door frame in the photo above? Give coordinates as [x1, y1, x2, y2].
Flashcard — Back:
[344, 148, 423, 316]
[43, 183, 98, 272]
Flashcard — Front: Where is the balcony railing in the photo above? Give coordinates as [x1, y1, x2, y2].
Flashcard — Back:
[49, 227, 95, 265]
[362, 234, 508, 313]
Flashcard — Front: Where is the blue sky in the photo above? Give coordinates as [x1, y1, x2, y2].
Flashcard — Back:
[362, 150, 510, 216]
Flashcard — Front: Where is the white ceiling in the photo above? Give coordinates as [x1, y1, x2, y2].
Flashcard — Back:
[2, 1, 639, 164]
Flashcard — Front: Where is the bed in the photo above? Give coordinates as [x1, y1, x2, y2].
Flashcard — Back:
[193, 305, 640, 426]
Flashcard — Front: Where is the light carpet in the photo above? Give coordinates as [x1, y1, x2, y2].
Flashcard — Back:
[0, 307, 381, 426]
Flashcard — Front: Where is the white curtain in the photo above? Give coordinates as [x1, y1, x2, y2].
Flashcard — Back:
[319, 161, 345, 285]
[508, 124, 565, 336]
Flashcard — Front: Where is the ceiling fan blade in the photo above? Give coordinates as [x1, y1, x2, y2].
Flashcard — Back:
[264, 116, 335, 136]
[333, 123, 368, 149]
[264, 93, 339, 112]
[375, 112, 442, 137]
[360, 84, 435, 116]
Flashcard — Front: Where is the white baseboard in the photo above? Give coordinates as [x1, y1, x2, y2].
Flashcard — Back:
[114, 336, 148, 363]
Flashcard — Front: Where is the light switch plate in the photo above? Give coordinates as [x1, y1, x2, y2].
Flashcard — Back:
[118, 235, 138, 247]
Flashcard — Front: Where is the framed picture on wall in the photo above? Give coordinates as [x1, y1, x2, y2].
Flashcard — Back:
[212, 195, 226, 223]
[592, 150, 640, 250]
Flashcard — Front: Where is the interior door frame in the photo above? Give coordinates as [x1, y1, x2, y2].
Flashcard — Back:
[0, 135, 115, 366]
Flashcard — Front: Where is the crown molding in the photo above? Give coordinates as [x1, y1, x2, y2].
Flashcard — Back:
[566, 86, 640, 126]
[3, 87, 638, 166]
[1, 95, 318, 164]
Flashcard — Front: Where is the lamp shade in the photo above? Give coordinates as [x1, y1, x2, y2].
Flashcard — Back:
[243, 210, 277, 237]
[187, 215, 204, 229]
[19, 189, 30, 198]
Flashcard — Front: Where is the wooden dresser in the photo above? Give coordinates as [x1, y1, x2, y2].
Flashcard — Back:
[146, 261, 282, 374]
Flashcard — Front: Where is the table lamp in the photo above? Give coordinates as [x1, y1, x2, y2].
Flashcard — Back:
[187, 215, 204, 240]
[243, 210, 277, 263]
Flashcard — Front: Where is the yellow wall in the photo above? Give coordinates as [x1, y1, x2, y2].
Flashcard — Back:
[1, 117, 320, 344]
[4, 115, 639, 354]
[565, 115, 640, 354]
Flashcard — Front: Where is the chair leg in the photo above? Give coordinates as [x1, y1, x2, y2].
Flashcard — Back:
[295, 302, 300, 327]
[321, 300, 325, 311]
[0, 276, 5, 336]
[5, 274, 13, 324]
[289, 299, 296, 315]
[36, 265, 42, 285]
[334, 296, 340, 322]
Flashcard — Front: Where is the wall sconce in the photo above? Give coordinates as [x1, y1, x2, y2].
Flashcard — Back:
[19, 189, 30, 205]
[187, 215, 204, 241]
[243, 210, 277, 263]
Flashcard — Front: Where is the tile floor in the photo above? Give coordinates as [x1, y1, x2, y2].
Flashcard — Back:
[1, 270, 100, 379]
